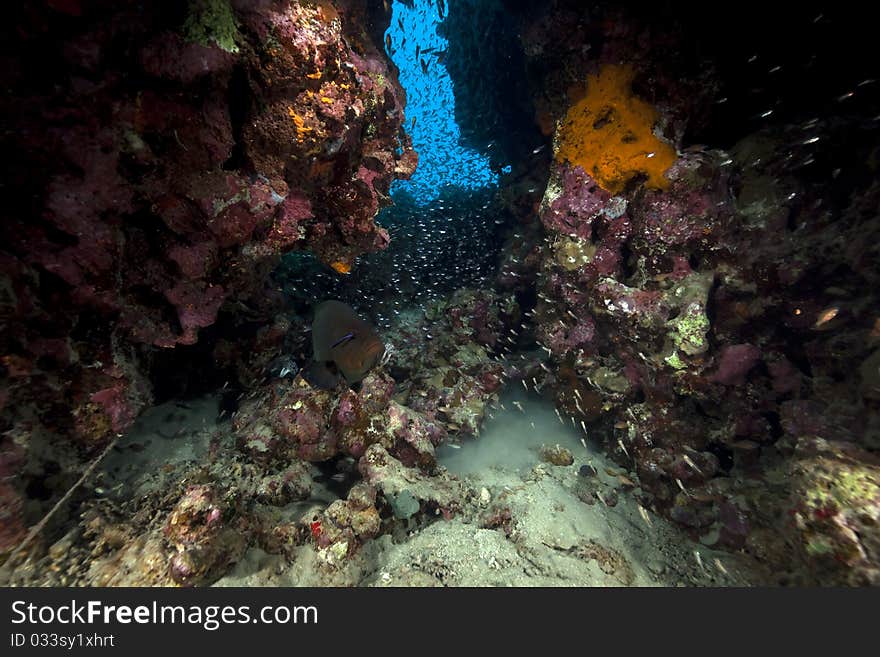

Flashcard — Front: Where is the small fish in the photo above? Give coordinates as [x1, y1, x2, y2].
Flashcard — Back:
[682, 454, 702, 475]
[714, 558, 728, 576]
[638, 504, 652, 526]
[813, 306, 839, 329]
[617, 474, 636, 490]
[676, 478, 689, 495]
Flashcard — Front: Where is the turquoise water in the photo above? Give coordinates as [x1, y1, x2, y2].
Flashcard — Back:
[384, 0, 500, 203]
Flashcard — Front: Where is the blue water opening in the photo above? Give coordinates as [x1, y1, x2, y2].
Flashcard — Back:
[385, 0, 498, 203]
[276, 0, 514, 319]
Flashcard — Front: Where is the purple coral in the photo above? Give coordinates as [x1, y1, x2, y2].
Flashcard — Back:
[709, 344, 762, 386]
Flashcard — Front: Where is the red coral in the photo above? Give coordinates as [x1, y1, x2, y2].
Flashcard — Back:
[542, 164, 611, 240]
[710, 344, 762, 386]
[164, 281, 227, 346]
[90, 384, 136, 434]
[140, 33, 236, 83]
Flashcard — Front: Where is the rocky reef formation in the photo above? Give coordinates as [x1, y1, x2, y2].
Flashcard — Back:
[0, 0, 415, 558]
[499, 0, 880, 585]
[2, 0, 878, 589]
[2, 284, 524, 585]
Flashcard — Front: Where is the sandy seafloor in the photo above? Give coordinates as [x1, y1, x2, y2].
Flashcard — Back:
[95, 387, 766, 587]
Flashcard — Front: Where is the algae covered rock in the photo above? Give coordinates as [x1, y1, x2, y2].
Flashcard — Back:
[789, 438, 880, 585]
[540, 444, 575, 466]
[359, 444, 466, 518]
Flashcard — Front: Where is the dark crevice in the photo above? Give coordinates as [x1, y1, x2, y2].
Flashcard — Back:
[706, 442, 734, 473]
[619, 241, 636, 280]
[779, 330, 814, 379]
[222, 64, 251, 172]
[763, 411, 784, 441]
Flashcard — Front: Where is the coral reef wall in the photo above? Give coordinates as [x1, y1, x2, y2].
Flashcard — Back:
[2, 0, 878, 588]
[499, 0, 880, 584]
[0, 0, 415, 555]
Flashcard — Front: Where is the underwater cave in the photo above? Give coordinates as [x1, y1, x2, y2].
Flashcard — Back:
[1, 0, 879, 598]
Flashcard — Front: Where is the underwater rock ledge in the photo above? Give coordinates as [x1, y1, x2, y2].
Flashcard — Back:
[0, 0, 415, 557]
[504, 0, 880, 585]
[1, 0, 878, 588]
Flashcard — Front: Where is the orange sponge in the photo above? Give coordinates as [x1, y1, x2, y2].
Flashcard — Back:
[330, 260, 351, 275]
[555, 64, 676, 194]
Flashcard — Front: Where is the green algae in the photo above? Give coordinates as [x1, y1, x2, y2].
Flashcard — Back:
[668, 304, 710, 355]
[805, 461, 879, 512]
[665, 272, 713, 356]
[591, 367, 630, 392]
[183, 0, 241, 54]
[664, 350, 686, 370]
[452, 343, 489, 368]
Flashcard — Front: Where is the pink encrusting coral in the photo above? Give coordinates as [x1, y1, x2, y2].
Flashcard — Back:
[0, 0, 417, 563]
[2, 0, 879, 589]
[508, 1, 880, 585]
[540, 165, 613, 240]
[163, 484, 248, 586]
[1, 0, 416, 455]
[709, 344, 762, 386]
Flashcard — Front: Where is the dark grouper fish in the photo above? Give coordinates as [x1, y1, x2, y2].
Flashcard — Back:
[306, 300, 386, 389]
